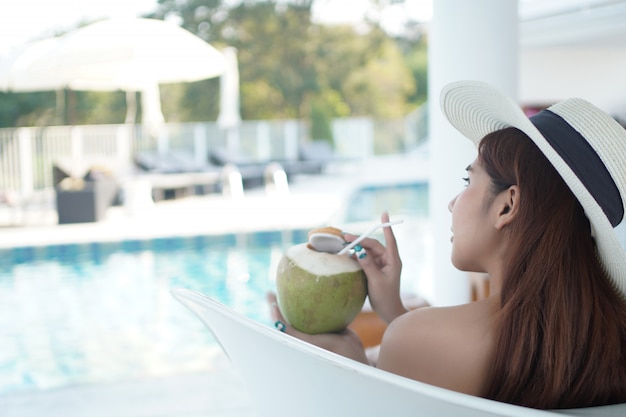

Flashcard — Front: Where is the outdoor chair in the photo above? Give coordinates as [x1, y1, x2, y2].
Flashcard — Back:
[209, 147, 262, 168]
[168, 151, 223, 173]
[171, 288, 626, 417]
[133, 151, 224, 199]
[209, 141, 336, 181]
[134, 151, 180, 173]
[209, 147, 276, 189]
[135, 150, 229, 174]
[53, 159, 119, 224]
[296, 139, 336, 173]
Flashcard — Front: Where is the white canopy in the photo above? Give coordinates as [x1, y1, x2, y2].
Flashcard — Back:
[1, 17, 226, 92]
[0, 18, 228, 132]
[0, 37, 63, 92]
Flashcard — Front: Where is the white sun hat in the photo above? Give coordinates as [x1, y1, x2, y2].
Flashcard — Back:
[440, 80, 626, 299]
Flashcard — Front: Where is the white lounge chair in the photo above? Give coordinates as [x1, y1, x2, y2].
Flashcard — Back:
[171, 288, 626, 417]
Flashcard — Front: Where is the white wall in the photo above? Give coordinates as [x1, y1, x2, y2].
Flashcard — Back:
[428, 0, 518, 306]
[520, 47, 626, 117]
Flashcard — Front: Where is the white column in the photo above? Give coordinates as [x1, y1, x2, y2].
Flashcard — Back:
[428, 0, 519, 306]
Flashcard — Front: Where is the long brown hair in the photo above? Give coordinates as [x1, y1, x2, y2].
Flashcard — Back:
[480, 127, 626, 409]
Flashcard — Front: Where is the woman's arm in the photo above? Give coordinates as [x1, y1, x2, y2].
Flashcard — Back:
[268, 292, 370, 364]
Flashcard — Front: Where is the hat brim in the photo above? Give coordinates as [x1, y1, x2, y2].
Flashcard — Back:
[440, 80, 626, 299]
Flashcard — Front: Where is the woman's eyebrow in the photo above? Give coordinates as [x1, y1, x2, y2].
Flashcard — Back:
[465, 164, 473, 172]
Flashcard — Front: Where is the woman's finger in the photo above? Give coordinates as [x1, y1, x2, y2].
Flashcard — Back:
[380, 211, 400, 256]
[343, 234, 386, 257]
[267, 292, 307, 337]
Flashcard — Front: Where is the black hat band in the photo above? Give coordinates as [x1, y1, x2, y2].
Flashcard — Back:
[530, 109, 623, 227]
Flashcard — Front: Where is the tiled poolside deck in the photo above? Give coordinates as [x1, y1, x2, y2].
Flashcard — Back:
[0, 153, 429, 417]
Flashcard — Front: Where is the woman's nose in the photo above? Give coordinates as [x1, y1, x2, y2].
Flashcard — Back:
[448, 195, 457, 212]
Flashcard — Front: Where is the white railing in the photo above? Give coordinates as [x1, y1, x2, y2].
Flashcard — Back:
[0, 107, 428, 197]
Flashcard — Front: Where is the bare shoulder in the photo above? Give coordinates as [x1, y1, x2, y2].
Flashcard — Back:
[376, 297, 499, 396]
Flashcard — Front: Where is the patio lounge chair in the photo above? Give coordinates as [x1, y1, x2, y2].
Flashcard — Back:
[134, 151, 188, 174]
[171, 288, 626, 417]
[208, 147, 279, 189]
[267, 140, 337, 177]
[135, 150, 225, 174]
[209, 140, 336, 182]
[133, 151, 224, 199]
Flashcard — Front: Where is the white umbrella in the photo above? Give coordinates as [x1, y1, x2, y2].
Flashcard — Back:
[12, 17, 226, 91]
[0, 37, 63, 92]
[0, 18, 227, 130]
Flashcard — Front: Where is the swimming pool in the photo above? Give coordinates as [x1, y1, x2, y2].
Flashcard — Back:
[343, 182, 429, 223]
[0, 181, 431, 395]
[0, 231, 311, 395]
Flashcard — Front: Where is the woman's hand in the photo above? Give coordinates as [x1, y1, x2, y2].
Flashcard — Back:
[267, 293, 370, 365]
[344, 212, 407, 323]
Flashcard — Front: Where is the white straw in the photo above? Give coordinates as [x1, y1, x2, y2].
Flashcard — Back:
[337, 219, 404, 255]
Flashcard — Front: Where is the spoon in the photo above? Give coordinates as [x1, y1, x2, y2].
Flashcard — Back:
[337, 219, 404, 256]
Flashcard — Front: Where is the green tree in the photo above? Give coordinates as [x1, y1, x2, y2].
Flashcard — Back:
[394, 21, 428, 106]
[152, 0, 416, 122]
[151, 1, 320, 120]
[313, 24, 415, 118]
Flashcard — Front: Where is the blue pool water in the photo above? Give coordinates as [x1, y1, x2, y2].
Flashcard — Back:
[343, 182, 428, 223]
[0, 181, 430, 395]
[0, 231, 308, 395]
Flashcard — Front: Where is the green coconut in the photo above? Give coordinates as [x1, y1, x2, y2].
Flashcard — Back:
[276, 242, 367, 334]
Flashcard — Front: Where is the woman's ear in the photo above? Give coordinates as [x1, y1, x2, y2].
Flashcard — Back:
[495, 185, 519, 229]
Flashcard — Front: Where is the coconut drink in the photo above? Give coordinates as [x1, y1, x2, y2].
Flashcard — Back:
[276, 227, 368, 334]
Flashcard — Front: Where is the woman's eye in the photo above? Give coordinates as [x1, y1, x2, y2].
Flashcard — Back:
[462, 177, 470, 186]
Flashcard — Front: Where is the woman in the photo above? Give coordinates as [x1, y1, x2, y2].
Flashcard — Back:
[270, 81, 626, 409]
